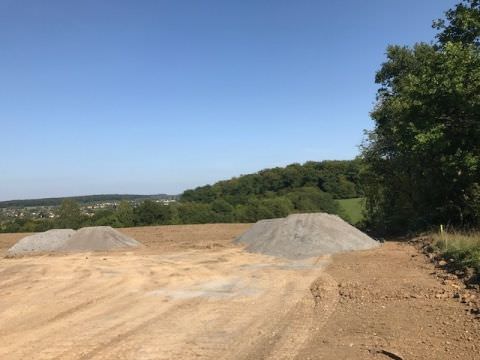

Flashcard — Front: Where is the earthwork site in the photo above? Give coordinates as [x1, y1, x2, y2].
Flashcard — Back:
[0, 214, 479, 359]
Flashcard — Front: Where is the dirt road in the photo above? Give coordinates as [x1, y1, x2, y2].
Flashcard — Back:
[0, 225, 479, 359]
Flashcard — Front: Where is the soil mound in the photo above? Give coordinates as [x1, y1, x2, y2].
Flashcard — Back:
[236, 213, 379, 259]
[7, 229, 76, 256]
[57, 226, 141, 252]
[7, 226, 140, 256]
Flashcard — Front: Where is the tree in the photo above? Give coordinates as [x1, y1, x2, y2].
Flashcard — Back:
[177, 202, 216, 224]
[434, 0, 480, 46]
[180, 160, 361, 208]
[134, 200, 175, 226]
[116, 201, 134, 227]
[56, 199, 83, 229]
[287, 187, 341, 214]
[235, 199, 275, 222]
[362, 0, 480, 234]
[211, 199, 234, 222]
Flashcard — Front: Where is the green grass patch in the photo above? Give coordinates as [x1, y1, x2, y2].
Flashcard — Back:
[432, 231, 480, 273]
[336, 198, 365, 225]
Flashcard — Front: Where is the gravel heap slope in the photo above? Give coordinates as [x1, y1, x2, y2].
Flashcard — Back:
[236, 213, 379, 259]
[57, 226, 140, 252]
[7, 229, 76, 256]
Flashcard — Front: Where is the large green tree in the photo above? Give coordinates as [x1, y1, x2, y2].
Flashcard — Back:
[116, 200, 135, 227]
[57, 199, 83, 229]
[362, 0, 480, 234]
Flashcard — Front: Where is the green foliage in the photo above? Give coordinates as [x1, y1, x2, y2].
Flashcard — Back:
[234, 197, 295, 222]
[57, 199, 84, 229]
[177, 161, 359, 224]
[433, 231, 480, 273]
[211, 199, 235, 223]
[134, 200, 176, 226]
[182, 160, 363, 205]
[176, 202, 216, 224]
[260, 197, 294, 218]
[1, 218, 55, 233]
[434, 0, 480, 46]
[337, 198, 366, 225]
[286, 187, 340, 213]
[1, 160, 362, 233]
[87, 209, 122, 227]
[362, 0, 480, 234]
[116, 201, 135, 227]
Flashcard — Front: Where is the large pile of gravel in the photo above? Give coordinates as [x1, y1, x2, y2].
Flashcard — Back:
[236, 213, 379, 259]
[7, 226, 140, 256]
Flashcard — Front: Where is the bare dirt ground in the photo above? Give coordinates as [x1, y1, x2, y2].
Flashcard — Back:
[0, 224, 479, 359]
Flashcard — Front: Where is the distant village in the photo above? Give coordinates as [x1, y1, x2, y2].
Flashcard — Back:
[0, 199, 177, 224]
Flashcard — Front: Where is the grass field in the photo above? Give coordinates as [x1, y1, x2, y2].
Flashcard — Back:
[337, 198, 365, 225]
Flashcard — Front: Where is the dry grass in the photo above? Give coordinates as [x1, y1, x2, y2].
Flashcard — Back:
[432, 231, 480, 272]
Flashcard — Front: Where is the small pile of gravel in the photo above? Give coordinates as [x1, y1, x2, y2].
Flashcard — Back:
[7, 226, 140, 256]
[57, 226, 140, 252]
[236, 213, 379, 259]
[7, 229, 76, 256]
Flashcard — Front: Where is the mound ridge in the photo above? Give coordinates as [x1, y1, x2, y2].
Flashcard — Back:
[236, 213, 379, 259]
[57, 226, 140, 252]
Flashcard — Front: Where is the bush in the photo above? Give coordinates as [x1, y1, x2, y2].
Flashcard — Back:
[134, 200, 176, 226]
[286, 187, 340, 214]
[176, 202, 216, 224]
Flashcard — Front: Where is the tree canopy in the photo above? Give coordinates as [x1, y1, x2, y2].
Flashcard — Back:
[182, 160, 363, 204]
[362, 0, 480, 234]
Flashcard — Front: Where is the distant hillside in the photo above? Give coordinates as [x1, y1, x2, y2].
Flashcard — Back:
[178, 160, 364, 224]
[182, 160, 363, 205]
[0, 194, 178, 208]
[1, 160, 365, 233]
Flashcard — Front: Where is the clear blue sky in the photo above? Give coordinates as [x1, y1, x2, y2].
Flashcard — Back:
[0, 0, 457, 201]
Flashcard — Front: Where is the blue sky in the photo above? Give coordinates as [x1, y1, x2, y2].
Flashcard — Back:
[0, 0, 457, 200]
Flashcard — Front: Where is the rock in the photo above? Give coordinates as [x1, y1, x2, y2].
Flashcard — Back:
[378, 349, 404, 360]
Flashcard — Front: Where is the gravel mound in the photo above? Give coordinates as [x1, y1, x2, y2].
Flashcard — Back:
[57, 226, 141, 252]
[7, 229, 76, 256]
[236, 213, 379, 259]
[7, 226, 140, 256]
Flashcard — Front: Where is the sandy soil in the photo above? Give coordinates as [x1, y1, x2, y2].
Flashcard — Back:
[0, 224, 479, 359]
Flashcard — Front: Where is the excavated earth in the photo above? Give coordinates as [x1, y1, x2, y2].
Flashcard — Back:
[0, 224, 479, 359]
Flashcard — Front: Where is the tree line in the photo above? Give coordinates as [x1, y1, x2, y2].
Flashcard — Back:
[182, 160, 363, 203]
[1, 160, 363, 232]
[361, 0, 480, 234]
